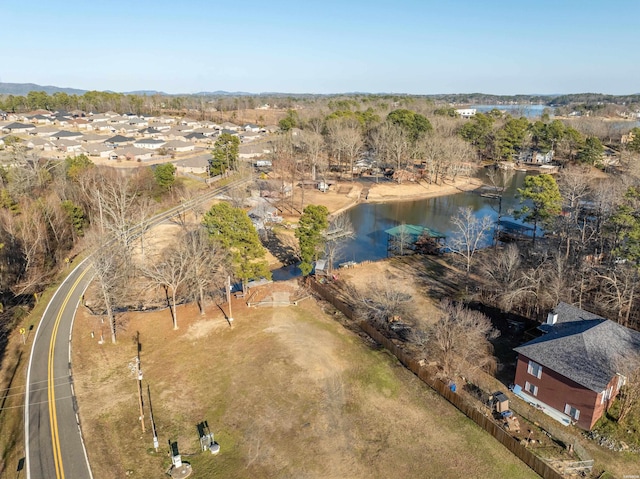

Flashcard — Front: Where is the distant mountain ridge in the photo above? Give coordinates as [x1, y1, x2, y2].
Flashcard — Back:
[0, 82, 87, 96]
[0, 82, 257, 97]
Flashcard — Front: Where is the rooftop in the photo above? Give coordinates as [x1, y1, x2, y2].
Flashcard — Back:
[515, 302, 640, 392]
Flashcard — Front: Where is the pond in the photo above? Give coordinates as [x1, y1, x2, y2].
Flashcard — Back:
[338, 170, 529, 263]
[270, 170, 530, 279]
[473, 104, 549, 119]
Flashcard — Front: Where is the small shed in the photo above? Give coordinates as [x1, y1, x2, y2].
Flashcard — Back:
[492, 391, 509, 413]
[313, 259, 328, 276]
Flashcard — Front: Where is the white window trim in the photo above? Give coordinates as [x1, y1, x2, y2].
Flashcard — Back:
[527, 360, 543, 379]
[564, 404, 580, 420]
[524, 381, 538, 397]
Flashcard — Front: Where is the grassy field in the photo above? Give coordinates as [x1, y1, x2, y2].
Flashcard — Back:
[70, 282, 540, 479]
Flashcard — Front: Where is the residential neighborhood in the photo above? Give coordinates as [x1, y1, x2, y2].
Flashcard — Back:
[0, 109, 274, 172]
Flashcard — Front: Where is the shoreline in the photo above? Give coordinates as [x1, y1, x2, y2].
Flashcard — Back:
[328, 176, 484, 216]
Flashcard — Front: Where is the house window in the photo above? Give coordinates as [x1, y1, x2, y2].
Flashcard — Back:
[524, 381, 538, 396]
[564, 404, 580, 420]
[527, 360, 543, 379]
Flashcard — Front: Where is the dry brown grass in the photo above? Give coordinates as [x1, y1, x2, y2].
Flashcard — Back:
[71, 282, 539, 479]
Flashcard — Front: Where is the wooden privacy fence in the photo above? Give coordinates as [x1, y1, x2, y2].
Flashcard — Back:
[308, 278, 565, 479]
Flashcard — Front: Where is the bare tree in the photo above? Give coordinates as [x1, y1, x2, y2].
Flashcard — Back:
[88, 168, 142, 255]
[326, 117, 363, 181]
[324, 213, 355, 272]
[483, 244, 548, 316]
[88, 232, 129, 344]
[484, 244, 521, 292]
[448, 207, 493, 274]
[299, 130, 327, 182]
[420, 134, 448, 184]
[375, 123, 412, 180]
[427, 299, 499, 378]
[594, 265, 637, 327]
[388, 223, 414, 256]
[182, 227, 229, 315]
[270, 132, 297, 211]
[556, 166, 594, 259]
[11, 198, 52, 295]
[540, 251, 576, 310]
[355, 280, 416, 331]
[141, 243, 194, 329]
[615, 354, 640, 424]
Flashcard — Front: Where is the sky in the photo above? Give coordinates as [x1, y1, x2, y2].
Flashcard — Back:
[2, 0, 639, 96]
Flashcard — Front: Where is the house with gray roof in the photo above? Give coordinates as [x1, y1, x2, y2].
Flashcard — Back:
[513, 302, 640, 430]
[2, 122, 36, 134]
[51, 130, 83, 141]
[104, 135, 135, 147]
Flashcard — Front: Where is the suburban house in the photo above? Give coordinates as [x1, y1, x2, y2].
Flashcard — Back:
[25, 137, 55, 150]
[114, 147, 153, 161]
[518, 149, 554, 164]
[104, 135, 135, 147]
[2, 122, 36, 134]
[51, 130, 84, 141]
[243, 123, 260, 132]
[172, 154, 210, 175]
[239, 143, 271, 160]
[164, 140, 195, 152]
[513, 302, 640, 430]
[133, 138, 166, 150]
[455, 108, 477, 119]
[86, 143, 116, 158]
[220, 122, 240, 131]
[248, 201, 282, 229]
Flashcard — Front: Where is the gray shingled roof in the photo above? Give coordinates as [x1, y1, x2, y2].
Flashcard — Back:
[514, 302, 640, 392]
[104, 135, 134, 144]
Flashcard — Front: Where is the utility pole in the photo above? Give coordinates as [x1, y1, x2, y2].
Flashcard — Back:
[130, 332, 146, 434]
[148, 385, 159, 451]
[136, 361, 145, 433]
[226, 275, 234, 325]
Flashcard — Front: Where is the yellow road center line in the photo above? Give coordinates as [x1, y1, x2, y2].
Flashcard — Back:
[48, 267, 90, 479]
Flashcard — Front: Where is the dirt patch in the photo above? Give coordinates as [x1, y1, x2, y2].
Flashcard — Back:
[337, 259, 441, 326]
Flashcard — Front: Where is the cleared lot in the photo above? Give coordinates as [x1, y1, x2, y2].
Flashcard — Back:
[72, 282, 539, 478]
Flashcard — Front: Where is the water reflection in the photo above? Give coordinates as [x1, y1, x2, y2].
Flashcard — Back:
[341, 171, 528, 263]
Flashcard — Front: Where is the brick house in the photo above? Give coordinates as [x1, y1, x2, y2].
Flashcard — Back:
[513, 302, 640, 430]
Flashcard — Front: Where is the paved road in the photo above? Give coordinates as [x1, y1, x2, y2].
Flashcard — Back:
[25, 262, 95, 479]
[24, 174, 252, 479]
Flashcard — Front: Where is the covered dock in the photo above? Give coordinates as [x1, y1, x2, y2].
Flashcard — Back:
[384, 224, 446, 256]
[495, 219, 535, 243]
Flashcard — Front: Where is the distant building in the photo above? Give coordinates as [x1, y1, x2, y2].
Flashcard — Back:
[455, 108, 476, 119]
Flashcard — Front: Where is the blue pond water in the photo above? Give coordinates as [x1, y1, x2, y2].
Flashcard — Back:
[271, 170, 530, 277]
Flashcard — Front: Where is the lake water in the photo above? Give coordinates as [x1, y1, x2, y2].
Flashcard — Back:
[270, 170, 529, 279]
[473, 104, 550, 119]
[338, 171, 528, 264]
